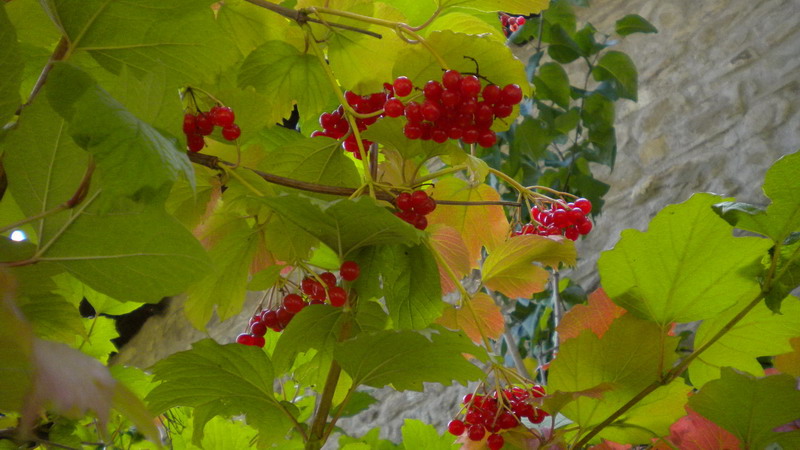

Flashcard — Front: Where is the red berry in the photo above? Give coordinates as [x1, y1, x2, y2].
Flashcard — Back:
[467, 424, 485, 441]
[340, 261, 360, 281]
[403, 123, 423, 140]
[383, 98, 405, 117]
[460, 75, 481, 97]
[413, 214, 428, 230]
[423, 80, 444, 100]
[393, 76, 413, 97]
[577, 219, 593, 235]
[500, 84, 523, 105]
[487, 433, 504, 450]
[210, 106, 235, 127]
[493, 103, 513, 118]
[565, 226, 579, 241]
[222, 124, 241, 141]
[421, 101, 442, 122]
[517, 16, 527, 25]
[448, 419, 466, 436]
[462, 127, 479, 144]
[497, 411, 518, 429]
[262, 309, 279, 329]
[195, 113, 214, 135]
[250, 321, 267, 337]
[413, 197, 436, 215]
[236, 333, 254, 345]
[410, 190, 428, 208]
[404, 101, 423, 123]
[186, 134, 205, 152]
[251, 336, 265, 348]
[328, 286, 347, 307]
[283, 293, 306, 314]
[482, 84, 501, 104]
[396, 192, 413, 211]
[477, 130, 497, 148]
[574, 197, 592, 214]
[182, 113, 197, 134]
[442, 70, 462, 90]
[431, 128, 448, 143]
[276, 307, 294, 328]
[320, 272, 338, 288]
[441, 89, 461, 108]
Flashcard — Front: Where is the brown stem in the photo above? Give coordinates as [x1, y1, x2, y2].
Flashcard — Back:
[243, 0, 382, 38]
[16, 36, 69, 115]
[187, 151, 523, 207]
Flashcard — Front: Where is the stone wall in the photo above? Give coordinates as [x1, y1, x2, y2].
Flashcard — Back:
[115, 0, 800, 444]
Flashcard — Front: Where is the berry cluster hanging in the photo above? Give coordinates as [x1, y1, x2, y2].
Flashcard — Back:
[183, 105, 240, 152]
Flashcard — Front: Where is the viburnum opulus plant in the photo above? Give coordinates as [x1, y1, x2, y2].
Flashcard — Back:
[1, 1, 799, 450]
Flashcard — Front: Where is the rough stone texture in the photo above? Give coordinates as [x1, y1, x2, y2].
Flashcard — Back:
[115, 0, 800, 444]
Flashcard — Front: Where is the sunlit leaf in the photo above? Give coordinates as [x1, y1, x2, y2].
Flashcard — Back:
[436, 293, 504, 343]
[380, 244, 444, 329]
[401, 418, 459, 450]
[775, 336, 800, 376]
[428, 224, 470, 294]
[427, 177, 509, 267]
[0, 4, 23, 125]
[482, 235, 575, 298]
[557, 288, 626, 343]
[666, 406, 741, 450]
[438, 0, 548, 15]
[689, 368, 800, 449]
[598, 193, 771, 325]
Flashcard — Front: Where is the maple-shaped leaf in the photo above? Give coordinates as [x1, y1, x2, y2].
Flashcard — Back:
[428, 224, 470, 294]
[147, 339, 295, 445]
[426, 177, 509, 268]
[482, 235, 576, 298]
[689, 368, 800, 449]
[557, 288, 627, 343]
[436, 293, 504, 344]
[541, 383, 614, 418]
[775, 336, 800, 376]
[666, 406, 741, 450]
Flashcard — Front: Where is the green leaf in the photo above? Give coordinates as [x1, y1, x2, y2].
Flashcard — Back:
[509, 118, 554, 162]
[216, 0, 294, 56]
[765, 241, 800, 312]
[592, 51, 638, 101]
[247, 265, 283, 291]
[689, 368, 800, 449]
[239, 40, 337, 137]
[548, 314, 691, 444]
[426, 10, 505, 40]
[582, 92, 615, 131]
[362, 118, 461, 161]
[379, 244, 444, 329]
[401, 419, 459, 450]
[185, 217, 262, 329]
[438, 0, 548, 15]
[0, 4, 23, 126]
[542, 0, 577, 34]
[47, 63, 194, 207]
[45, 0, 238, 86]
[334, 327, 487, 391]
[340, 428, 399, 450]
[0, 289, 34, 412]
[533, 63, 571, 109]
[18, 293, 85, 343]
[258, 136, 360, 191]
[689, 296, 800, 387]
[147, 339, 294, 446]
[52, 272, 143, 316]
[598, 193, 771, 325]
[545, 25, 582, 63]
[260, 195, 423, 257]
[75, 317, 118, 364]
[615, 14, 658, 36]
[333, 391, 378, 418]
[272, 305, 346, 376]
[554, 108, 580, 135]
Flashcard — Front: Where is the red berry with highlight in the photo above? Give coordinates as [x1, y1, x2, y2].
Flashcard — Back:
[222, 124, 241, 141]
[487, 433, 504, 450]
[448, 419, 466, 436]
[384, 98, 405, 117]
[210, 106, 235, 127]
[328, 286, 347, 307]
[340, 261, 360, 281]
[393, 76, 413, 97]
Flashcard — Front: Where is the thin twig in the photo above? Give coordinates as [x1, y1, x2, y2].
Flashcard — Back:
[243, 0, 382, 38]
[16, 36, 69, 116]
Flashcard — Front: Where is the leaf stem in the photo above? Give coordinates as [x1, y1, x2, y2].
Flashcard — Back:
[15, 36, 69, 117]
[243, 0, 382, 38]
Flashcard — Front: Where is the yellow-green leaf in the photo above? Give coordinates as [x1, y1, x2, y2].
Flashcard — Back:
[482, 235, 575, 298]
[436, 293, 504, 343]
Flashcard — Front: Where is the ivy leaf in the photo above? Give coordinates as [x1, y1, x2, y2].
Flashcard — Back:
[185, 217, 263, 330]
[598, 193, 771, 326]
[334, 327, 487, 391]
[436, 292, 504, 344]
[548, 314, 691, 444]
[557, 288, 626, 343]
[615, 14, 658, 36]
[239, 40, 337, 136]
[45, 0, 237, 86]
[688, 296, 800, 387]
[401, 419, 459, 450]
[147, 339, 294, 445]
[534, 62, 571, 109]
[260, 194, 422, 257]
[427, 177, 509, 267]
[689, 368, 800, 449]
[482, 235, 575, 298]
[438, 0, 548, 15]
[0, 4, 23, 125]
[47, 63, 194, 207]
[666, 406, 741, 450]
[592, 51, 638, 101]
[428, 224, 470, 294]
[380, 244, 444, 329]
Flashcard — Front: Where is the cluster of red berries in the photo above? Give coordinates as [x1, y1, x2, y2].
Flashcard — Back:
[385, 71, 523, 148]
[447, 386, 548, 449]
[394, 190, 436, 231]
[513, 198, 593, 241]
[312, 90, 389, 159]
[183, 105, 241, 152]
[500, 14, 527, 37]
[236, 261, 360, 347]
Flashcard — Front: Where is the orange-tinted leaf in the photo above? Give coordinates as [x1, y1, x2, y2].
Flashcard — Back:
[482, 235, 575, 298]
[427, 177, 509, 267]
[436, 293, 504, 344]
[774, 337, 800, 377]
[590, 440, 633, 450]
[557, 288, 627, 343]
[428, 224, 471, 294]
[667, 407, 741, 450]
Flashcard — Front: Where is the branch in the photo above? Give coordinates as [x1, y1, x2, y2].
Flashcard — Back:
[243, 0, 382, 38]
[16, 36, 69, 116]
[187, 151, 522, 207]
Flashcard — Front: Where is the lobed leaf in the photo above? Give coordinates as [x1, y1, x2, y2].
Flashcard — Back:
[428, 224, 471, 294]
[436, 292, 504, 344]
[380, 244, 445, 329]
[557, 288, 626, 343]
[482, 235, 575, 298]
[666, 406, 741, 450]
